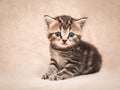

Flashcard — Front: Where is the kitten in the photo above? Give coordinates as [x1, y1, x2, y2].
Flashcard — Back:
[42, 15, 102, 80]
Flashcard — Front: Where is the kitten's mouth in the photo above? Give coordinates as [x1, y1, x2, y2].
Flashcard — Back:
[61, 43, 68, 45]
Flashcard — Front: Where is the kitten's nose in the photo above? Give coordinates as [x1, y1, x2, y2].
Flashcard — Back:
[62, 40, 67, 44]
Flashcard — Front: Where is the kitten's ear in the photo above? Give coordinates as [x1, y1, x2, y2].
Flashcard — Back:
[74, 17, 87, 29]
[44, 15, 56, 30]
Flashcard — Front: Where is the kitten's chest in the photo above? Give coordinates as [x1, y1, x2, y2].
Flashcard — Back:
[50, 50, 68, 68]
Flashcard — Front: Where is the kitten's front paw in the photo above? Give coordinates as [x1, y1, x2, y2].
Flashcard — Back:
[49, 74, 66, 80]
[41, 73, 50, 79]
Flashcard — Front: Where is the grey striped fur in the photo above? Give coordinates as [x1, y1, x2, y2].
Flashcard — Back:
[42, 15, 102, 80]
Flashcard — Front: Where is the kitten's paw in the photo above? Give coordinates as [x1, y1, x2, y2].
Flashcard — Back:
[49, 74, 57, 80]
[49, 74, 66, 80]
[41, 73, 50, 79]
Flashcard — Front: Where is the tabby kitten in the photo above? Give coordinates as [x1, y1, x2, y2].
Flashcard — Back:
[42, 15, 102, 80]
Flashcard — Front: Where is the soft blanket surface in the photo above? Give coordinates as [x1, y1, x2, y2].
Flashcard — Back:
[0, 0, 120, 90]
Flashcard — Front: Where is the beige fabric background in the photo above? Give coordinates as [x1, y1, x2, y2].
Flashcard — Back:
[0, 0, 120, 90]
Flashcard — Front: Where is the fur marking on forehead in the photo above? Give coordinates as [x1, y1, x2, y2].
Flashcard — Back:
[55, 15, 73, 30]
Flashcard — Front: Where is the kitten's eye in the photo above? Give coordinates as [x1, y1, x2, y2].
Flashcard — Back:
[69, 32, 75, 37]
[55, 32, 61, 37]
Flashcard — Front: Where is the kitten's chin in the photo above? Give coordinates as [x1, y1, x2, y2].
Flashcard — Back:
[55, 43, 73, 49]
[60, 44, 69, 48]
[51, 43, 74, 50]
[56, 42, 71, 48]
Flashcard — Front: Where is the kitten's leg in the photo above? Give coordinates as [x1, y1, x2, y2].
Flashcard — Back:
[49, 63, 80, 80]
[42, 59, 59, 79]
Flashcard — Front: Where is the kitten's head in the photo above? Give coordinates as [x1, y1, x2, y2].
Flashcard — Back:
[44, 15, 87, 48]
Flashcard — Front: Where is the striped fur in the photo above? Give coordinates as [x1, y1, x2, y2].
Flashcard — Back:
[42, 15, 102, 80]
